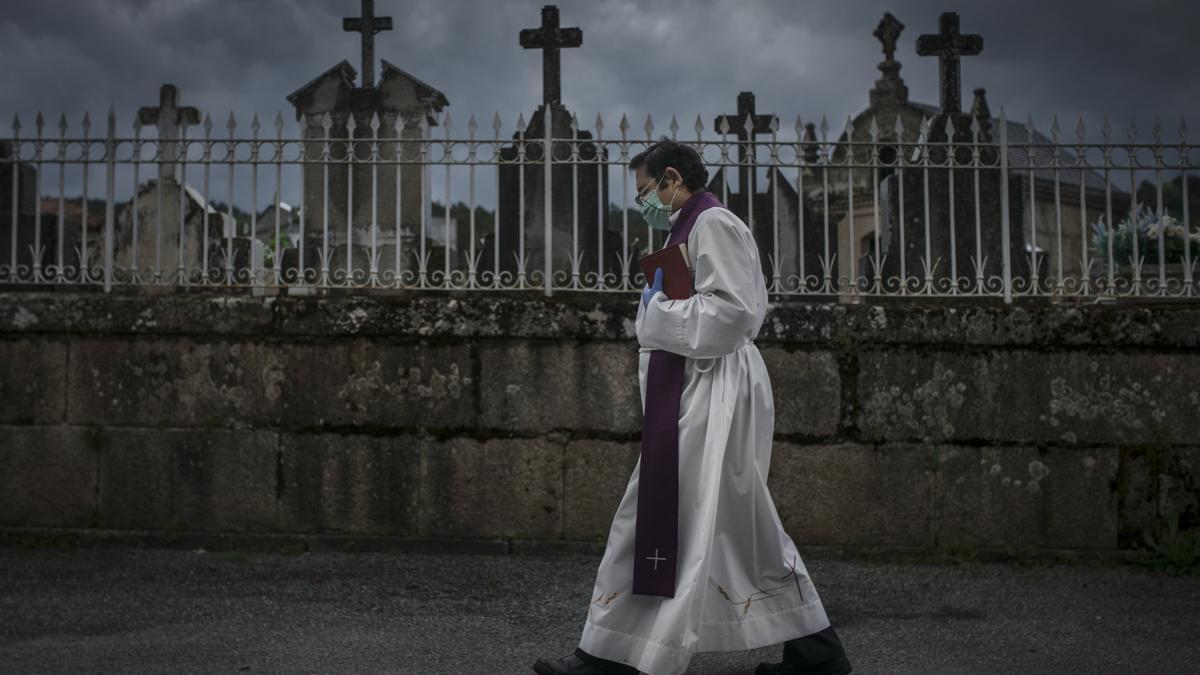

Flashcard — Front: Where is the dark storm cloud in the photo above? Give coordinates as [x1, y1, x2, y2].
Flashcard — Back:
[1, 0, 1196, 140]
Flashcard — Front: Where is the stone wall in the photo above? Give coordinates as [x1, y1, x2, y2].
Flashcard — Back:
[1, 291, 1198, 554]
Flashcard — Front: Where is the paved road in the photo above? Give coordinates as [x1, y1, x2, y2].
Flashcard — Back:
[0, 547, 1197, 674]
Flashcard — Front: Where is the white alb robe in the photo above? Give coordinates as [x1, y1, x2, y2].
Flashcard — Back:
[577, 205, 831, 675]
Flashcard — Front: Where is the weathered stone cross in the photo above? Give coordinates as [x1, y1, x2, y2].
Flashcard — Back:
[343, 0, 393, 89]
[646, 548, 667, 571]
[519, 5, 582, 105]
[916, 12, 983, 114]
[137, 84, 200, 182]
[874, 12, 904, 63]
[870, 12, 910, 107]
[714, 92, 778, 197]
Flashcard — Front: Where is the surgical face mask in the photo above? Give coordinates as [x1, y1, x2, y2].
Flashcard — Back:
[637, 175, 680, 231]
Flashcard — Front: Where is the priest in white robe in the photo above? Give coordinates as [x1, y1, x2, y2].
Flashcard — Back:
[533, 141, 852, 675]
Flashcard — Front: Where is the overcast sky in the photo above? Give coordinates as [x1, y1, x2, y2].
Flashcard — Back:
[3, 0, 1196, 134]
[1, 0, 1195, 207]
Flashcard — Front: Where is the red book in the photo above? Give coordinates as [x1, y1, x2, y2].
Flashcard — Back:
[639, 243, 694, 300]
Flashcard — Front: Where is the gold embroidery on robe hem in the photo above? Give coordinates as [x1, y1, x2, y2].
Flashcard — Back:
[711, 579, 789, 617]
[585, 559, 810, 618]
[710, 560, 810, 618]
[779, 554, 808, 602]
[588, 590, 621, 611]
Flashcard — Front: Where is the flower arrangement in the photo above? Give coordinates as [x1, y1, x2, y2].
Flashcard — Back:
[1090, 203, 1200, 267]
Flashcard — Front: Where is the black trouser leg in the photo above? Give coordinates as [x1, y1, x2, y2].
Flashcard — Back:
[574, 647, 639, 675]
[782, 625, 851, 672]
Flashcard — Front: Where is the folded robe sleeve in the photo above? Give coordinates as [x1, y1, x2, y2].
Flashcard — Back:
[635, 209, 761, 359]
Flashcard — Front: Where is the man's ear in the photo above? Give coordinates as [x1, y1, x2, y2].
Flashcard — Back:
[664, 167, 682, 187]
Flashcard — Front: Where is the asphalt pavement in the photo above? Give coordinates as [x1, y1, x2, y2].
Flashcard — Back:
[0, 546, 1197, 674]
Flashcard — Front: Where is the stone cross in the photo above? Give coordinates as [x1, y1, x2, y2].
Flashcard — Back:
[137, 84, 200, 182]
[519, 5, 582, 105]
[915, 12, 983, 114]
[874, 12, 904, 63]
[870, 12, 910, 107]
[343, 0, 393, 89]
[714, 92, 778, 197]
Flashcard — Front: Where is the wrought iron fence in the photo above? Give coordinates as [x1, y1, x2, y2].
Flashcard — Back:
[1, 105, 1195, 301]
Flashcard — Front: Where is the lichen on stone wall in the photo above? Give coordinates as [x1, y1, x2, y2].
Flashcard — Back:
[335, 360, 471, 413]
[1045, 362, 1168, 432]
[864, 361, 967, 441]
[979, 451, 1052, 495]
[1025, 459, 1050, 494]
[133, 307, 158, 330]
[11, 306, 38, 329]
[262, 358, 286, 404]
[868, 306, 888, 331]
[339, 307, 371, 333]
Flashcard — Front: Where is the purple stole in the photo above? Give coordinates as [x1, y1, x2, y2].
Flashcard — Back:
[633, 190, 725, 598]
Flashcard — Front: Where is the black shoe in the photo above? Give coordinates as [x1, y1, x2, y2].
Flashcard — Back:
[532, 653, 606, 675]
[532, 648, 638, 675]
[755, 653, 853, 675]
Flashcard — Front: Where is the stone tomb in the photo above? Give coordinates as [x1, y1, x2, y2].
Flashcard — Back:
[875, 109, 1036, 294]
[283, 1, 450, 285]
[112, 178, 264, 286]
[496, 105, 609, 284]
[0, 139, 47, 279]
[495, 6, 609, 285]
[286, 61, 449, 284]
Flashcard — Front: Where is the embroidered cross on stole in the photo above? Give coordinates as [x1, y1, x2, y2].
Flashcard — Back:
[633, 190, 724, 598]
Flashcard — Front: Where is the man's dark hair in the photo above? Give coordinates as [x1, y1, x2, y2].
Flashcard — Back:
[629, 139, 709, 192]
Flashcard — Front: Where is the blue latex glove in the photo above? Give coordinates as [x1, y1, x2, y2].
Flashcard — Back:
[642, 267, 664, 308]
